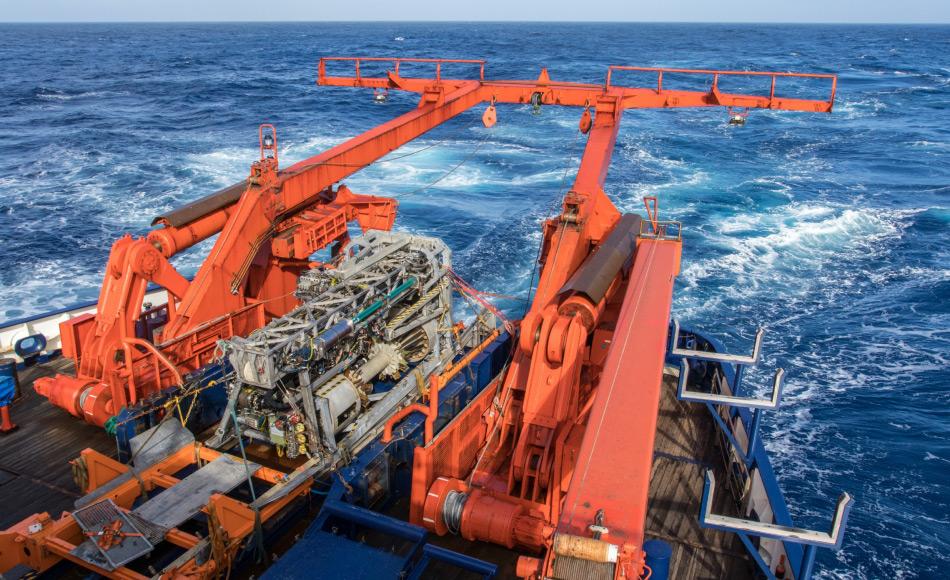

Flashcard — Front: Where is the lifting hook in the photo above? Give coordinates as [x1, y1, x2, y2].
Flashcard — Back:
[579, 101, 592, 134]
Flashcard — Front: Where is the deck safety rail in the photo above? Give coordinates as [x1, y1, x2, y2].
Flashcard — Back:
[700, 471, 853, 580]
[319, 57, 486, 84]
[639, 219, 682, 241]
[605, 66, 838, 111]
[669, 321, 852, 580]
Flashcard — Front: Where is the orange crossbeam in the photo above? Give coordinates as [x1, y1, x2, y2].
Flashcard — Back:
[0, 443, 308, 579]
[318, 57, 837, 113]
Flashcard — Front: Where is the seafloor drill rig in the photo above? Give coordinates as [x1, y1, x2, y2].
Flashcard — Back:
[0, 58, 852, 580]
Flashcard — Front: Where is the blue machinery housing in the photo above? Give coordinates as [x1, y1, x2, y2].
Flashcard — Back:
[264, 323, 851, 580]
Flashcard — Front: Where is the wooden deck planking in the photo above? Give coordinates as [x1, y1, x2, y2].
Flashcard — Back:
[645, 372, 752, 580]
[0, 358, 116, 528]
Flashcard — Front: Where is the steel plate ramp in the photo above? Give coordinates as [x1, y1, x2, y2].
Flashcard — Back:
[264, 500, 496, 579]
[75, 419, 197, 510]
[70, 499, 154, 571]
[133, 454, 261, 530]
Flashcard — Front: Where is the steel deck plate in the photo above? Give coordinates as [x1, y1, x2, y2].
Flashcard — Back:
[133, 455, 260, 530]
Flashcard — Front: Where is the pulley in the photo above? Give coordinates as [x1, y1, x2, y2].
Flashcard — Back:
[727, 107, 748, 126]
[530, 92, 543, 115]
[579, 102, 592, 134]
[482, 96, 497, 128]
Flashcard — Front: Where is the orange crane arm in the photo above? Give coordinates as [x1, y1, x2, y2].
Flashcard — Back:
[308, 57, 836, 580]
[42, 78, 488, 425]
[162, 79, 485, 337]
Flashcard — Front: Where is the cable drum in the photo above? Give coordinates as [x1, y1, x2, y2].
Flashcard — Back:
[442, 490, 468, 535]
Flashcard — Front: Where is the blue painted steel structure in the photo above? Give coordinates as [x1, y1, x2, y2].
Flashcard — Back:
[114, 361, 229, 460]
[265, 332, 512, 580]
[0, 280, 852, 579]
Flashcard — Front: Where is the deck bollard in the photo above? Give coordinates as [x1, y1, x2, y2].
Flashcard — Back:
[644, 539, 672, 580]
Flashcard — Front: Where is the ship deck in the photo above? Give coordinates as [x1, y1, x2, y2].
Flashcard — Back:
[1, 360, 751, 579]
[646, 369, 752, 579]
[0, 358, 116, 530]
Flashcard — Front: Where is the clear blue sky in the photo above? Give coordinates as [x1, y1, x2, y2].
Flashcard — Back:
[1, 0, 946, 23]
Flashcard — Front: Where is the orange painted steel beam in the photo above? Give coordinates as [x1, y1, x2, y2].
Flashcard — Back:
[318, 58, 837, 113]
[161, 79, 483, 337]
[41, 80, 485, 424]
[311, 57, 833, 579]
[552, 238, 681, 576]
[46, 58, 836, 427]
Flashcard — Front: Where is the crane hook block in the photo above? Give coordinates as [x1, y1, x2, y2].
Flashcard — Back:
[482, 102, 497, 128]
[579, 107, 592, 134]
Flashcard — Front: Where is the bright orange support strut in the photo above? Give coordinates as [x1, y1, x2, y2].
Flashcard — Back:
[554, 238, 681, 576]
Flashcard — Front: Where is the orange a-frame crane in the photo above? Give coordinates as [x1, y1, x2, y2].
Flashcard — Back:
[31, 56, 834, 578]
[311, 58, 834, 579]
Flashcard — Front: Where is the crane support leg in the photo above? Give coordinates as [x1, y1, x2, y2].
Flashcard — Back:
[552, 238, 681, 578]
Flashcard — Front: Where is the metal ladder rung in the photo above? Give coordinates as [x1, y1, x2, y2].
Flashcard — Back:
[670, 319, 764, 365]
[677, 359, 785, 410]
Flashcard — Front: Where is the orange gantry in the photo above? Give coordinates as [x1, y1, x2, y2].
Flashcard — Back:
[312, 57, 834, 578]
[31, 56, 836, 579]
[0, 441, 309, 578]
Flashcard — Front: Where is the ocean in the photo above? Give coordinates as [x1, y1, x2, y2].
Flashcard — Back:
[0, 22, 946, 578]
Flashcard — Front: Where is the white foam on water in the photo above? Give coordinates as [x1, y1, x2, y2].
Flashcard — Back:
[679, 203, 910, 301]
[0, 258, 104, 319]
[34, 89, 120, 101]
[923, 452, 950, 464]
[835, 96, 887, 120]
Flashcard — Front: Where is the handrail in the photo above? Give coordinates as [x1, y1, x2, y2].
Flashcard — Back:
[382, 328, 500, 445]
[700, 470, 853, 550]
[638, 219, 682, 241]
[605, 65, 837, 107]
[677, 359, 784, 410]
[319, 57, 486, 83]
[670, 319, 764, 365]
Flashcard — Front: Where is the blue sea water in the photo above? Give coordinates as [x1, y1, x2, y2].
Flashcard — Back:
[0, 22, 947, 578]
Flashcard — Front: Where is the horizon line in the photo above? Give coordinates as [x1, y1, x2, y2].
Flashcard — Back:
[1, 19, 948, 25]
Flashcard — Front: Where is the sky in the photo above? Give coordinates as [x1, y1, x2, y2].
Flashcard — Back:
[0, 0, 947, 24]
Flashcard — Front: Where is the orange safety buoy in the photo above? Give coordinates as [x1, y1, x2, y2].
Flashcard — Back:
[482, 99, 497, 128]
